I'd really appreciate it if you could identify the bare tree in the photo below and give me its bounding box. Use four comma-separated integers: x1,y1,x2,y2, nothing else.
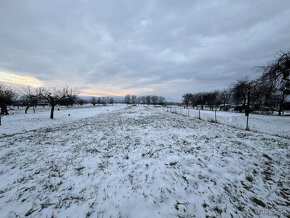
131,95,137,104
66,87,79,107
109,97,114,105
195,93,205,110
232,78,249,110
78,98,85,106
101,97,106,105
39,87,69,119
158,96,166,105
151,96,158,106
91,97,96,106
189,94,196,109
22,86,40,113
97,97,101,105
145,95,151,105
124,95,131,105
258,51,290,115
140,96,146,104
0,84,16,116
136,96,141,105
182,93,192,108
206,91,219,110
219,88,232,107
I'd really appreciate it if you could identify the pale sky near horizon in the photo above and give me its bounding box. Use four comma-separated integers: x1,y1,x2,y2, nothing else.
1,0,290,100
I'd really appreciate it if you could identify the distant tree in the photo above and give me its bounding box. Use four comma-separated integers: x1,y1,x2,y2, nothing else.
59,87,79,107
158,96,166,105
219,88,232,107
206,91,219,110
232,78,249,108
136,96,141,105
22,86,40,113
66,87,79,107
39,87,77,119
182,93,192,108
125,95,131,105
101,97,106,105
145,95,151,105
195,93,205,109
140,96,146,104
0,84,16,115
151,96,158,106
97,97,101,105
232,78,259,115
131,95,137,104
109,97,114,105
78,98,85,106
189,94,197,108
91,97,96,106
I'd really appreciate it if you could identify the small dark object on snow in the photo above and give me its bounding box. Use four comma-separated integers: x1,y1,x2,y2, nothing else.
58,108,60,111
68,114,70,116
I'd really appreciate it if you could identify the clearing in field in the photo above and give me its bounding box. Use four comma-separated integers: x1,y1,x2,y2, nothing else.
0,106,289,217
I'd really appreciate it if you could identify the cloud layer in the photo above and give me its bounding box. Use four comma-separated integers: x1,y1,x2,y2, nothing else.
1,0,290,99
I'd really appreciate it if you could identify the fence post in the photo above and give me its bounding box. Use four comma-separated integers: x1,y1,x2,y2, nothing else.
215,110,217,123
188,108,189,117
199,110,201,119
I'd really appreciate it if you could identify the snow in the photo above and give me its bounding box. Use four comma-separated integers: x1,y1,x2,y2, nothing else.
0,105,289,217
0,104,125,137
165,106,290,139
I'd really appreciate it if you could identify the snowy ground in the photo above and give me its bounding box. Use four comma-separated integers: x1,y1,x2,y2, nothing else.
0,106,289,217
165,106,290,139
0,104,125,137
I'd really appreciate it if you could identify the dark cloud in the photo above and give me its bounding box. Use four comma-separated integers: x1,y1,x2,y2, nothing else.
1,0,290,99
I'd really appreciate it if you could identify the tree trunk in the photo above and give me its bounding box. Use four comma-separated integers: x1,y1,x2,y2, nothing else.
50,105,55,119
25,106,30,114
1,106,8,115
278,91,285,116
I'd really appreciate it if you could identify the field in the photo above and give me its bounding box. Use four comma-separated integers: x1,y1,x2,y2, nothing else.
0,106,289,217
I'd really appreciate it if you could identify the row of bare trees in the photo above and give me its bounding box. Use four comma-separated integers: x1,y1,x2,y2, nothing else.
124,95,166,106
0,85,80,119
182,51,290,115
91,97,114,106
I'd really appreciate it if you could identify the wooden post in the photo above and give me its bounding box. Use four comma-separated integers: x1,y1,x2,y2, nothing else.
215,110,217,123
188,108,189,117
199,110,200,119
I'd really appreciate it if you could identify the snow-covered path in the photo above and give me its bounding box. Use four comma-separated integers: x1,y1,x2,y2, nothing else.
0,106,289,217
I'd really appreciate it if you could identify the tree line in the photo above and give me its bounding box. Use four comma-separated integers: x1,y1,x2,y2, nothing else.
182,51,290,115
0,86,80,119
90,97,114,106
124,95,166,105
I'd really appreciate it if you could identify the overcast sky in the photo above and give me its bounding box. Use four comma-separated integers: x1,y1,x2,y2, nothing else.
1,0,290,100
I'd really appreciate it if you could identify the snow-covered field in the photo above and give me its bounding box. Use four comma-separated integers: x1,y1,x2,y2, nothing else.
0,105,125,137
0,106,289,217
165,107,290,139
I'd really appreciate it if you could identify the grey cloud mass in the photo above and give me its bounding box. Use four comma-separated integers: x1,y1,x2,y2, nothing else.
1,0,290,99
